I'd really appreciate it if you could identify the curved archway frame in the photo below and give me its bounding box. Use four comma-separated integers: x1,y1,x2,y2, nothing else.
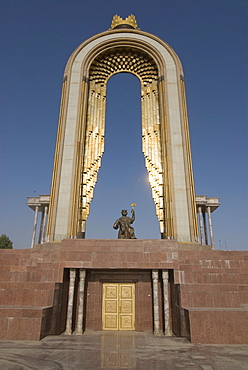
46,29,198,243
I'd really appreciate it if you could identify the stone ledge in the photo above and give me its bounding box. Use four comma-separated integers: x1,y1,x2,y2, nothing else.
184,307,248,311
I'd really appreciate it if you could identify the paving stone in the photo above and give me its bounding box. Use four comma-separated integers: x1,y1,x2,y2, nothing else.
0,332,248,369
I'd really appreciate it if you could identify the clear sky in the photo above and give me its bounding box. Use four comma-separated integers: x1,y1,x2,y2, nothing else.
0,0,247,250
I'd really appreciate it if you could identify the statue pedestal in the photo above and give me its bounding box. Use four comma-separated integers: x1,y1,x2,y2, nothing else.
0,240,247,344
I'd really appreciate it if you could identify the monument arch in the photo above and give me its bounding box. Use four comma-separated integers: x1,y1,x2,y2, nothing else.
6,16,246,347
46,15,198,243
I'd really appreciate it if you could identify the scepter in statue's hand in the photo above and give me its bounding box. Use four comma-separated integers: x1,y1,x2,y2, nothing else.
130,203,136,221
131,203,136,214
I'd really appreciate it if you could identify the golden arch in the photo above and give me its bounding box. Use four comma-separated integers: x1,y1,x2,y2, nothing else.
47,27,198,243
78,47,164,238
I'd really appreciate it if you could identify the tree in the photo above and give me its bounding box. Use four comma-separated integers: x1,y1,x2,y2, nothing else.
0,234,13,249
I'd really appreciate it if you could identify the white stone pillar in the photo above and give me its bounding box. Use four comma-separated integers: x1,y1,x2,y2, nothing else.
31,206,39,248
40,206,48,244
162,270,172,336
203,211,208,245
38,210,44,244
207,206,214,248
65,268,76,335
198,206,204,244
152,270,160,335
75,269,86,335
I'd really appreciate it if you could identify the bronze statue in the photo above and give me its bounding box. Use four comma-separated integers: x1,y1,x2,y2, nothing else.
113,208,137,239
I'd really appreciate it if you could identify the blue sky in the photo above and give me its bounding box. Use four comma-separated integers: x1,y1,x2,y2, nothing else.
0,0,247,250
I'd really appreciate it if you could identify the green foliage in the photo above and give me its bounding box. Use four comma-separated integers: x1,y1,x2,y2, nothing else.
0,234,13,249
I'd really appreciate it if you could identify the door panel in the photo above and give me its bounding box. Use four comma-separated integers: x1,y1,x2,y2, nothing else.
119,284,134,330
102,283,135,330
103,284,118,330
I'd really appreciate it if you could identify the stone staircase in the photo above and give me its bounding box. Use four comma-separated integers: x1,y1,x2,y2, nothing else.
174,250,248,344
0,246,63,340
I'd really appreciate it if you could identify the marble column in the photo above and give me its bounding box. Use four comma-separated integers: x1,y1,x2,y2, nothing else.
152,270,160,335
198,206,204,244
38,210,44,244
75,269,86,335
162,270,172,336
65,268,76,335
203,211,208,245
40,206,48,244
31,206,39,249
207,206,214,248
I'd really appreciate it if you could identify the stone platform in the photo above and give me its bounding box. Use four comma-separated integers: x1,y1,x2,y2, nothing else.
0,239,247,344
1,331,248,370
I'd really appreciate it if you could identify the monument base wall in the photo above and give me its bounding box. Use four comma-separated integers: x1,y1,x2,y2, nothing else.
0,239,247,343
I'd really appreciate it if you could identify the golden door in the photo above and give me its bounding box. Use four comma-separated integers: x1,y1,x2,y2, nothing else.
102,283,135,330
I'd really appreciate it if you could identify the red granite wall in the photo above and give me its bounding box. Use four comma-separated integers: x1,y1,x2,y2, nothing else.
172,250,248,343
59,239,179,270
187,309,248,344
0,241,247,343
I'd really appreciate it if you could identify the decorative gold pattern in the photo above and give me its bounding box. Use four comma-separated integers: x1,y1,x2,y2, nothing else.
105,316,117,328
121,286,132,298
105,301,117,313
89,47,158,85
120,315,132,328
110,14,138,30
141,82,164,227
78,47,165,235
121,301,132,313
106,286,118,298
78,83,106,224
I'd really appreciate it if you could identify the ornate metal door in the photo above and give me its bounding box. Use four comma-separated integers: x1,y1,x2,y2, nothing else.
102,283,135,330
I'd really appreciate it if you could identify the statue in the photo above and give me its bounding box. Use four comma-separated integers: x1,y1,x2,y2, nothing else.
113,205,137,239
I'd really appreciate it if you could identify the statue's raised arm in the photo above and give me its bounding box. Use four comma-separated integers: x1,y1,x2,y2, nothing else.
130,208,135,223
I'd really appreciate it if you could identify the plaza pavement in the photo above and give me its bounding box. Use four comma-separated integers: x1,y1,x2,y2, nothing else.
0,331,247,369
